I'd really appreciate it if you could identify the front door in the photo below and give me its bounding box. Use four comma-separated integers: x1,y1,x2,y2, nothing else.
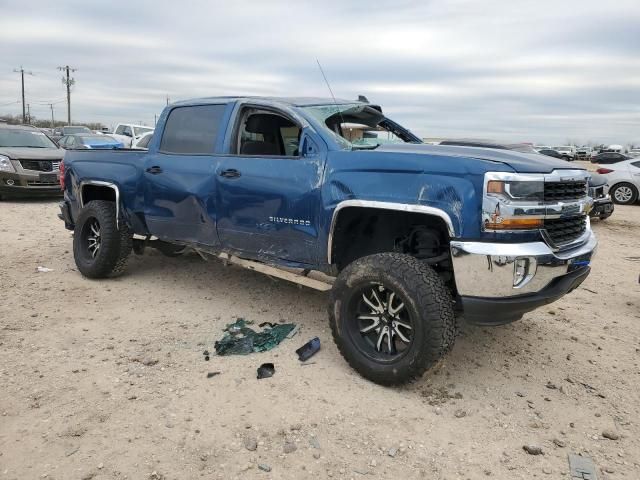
143,103,228,246
216,107,325,265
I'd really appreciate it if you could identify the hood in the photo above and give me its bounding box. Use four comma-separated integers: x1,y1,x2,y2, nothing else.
1,147,64,160
373,143,580,174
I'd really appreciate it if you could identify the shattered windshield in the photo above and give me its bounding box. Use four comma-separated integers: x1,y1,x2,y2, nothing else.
303,103,419,150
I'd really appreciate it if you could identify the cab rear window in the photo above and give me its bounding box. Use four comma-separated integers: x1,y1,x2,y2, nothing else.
160,105,226,154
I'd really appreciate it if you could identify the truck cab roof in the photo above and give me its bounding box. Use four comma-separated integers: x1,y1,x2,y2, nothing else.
171,96,365,108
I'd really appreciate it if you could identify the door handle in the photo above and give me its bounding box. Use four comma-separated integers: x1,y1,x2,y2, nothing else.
219,168,241,179
146,166,163,174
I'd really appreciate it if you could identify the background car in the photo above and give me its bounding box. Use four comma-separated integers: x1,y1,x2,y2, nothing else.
110,123,154,148
538,148,563,159
552,145,576,161
0,123,64,199
575,147,593,160
51,125,92,141
131,131,153,149
628,148,640,158
591,152,631,165
597,159,640,205
58,134,124,150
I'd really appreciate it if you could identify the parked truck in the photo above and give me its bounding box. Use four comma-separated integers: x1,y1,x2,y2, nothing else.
110,123,154,148
58,96,597,385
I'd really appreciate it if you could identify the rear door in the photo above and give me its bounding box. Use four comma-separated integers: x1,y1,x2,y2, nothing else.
215,104,325,265
143,103,230,246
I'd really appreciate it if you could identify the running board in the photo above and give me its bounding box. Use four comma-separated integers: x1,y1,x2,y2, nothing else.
216,252,333,291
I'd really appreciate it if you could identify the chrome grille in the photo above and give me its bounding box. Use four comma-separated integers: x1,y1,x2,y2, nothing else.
544,181,587,201
544,216,587,245
27,180,59,186
19,159,60,172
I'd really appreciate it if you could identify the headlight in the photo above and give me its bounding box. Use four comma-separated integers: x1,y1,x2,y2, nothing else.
0,155,15,173
483,173,545,231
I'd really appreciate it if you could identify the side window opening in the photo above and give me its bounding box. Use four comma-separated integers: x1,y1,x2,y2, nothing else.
236,110,301,157
115,125,125,135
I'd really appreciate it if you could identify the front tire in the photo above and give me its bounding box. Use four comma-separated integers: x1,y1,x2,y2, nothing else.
73,200,132,278
610,183,638,205
329,253,456,385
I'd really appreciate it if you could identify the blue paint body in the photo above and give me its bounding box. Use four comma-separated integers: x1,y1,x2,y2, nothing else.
62,96,579,271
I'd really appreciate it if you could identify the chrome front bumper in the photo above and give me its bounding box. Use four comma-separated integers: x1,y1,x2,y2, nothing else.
450,230,597,298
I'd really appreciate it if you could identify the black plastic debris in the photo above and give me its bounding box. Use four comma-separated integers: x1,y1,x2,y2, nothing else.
257,362,275,379
214,318,296,356
206,371,220,378
296,337,321,362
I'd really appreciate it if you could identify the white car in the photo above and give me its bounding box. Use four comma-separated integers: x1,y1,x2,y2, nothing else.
111,123,154,148
553,145,576,160
598,158,640,205
131,131,153,150
628,148,640,158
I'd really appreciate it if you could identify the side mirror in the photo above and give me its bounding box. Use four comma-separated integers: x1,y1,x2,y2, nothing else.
123,131,132,137
300,130,320,157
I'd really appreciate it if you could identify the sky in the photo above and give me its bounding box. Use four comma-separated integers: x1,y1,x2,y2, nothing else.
0,0,638,145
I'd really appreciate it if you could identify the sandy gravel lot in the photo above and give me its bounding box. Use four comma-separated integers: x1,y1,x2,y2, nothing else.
0,197,639,480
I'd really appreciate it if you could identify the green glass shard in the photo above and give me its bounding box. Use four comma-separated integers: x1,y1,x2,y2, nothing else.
214,318,296,356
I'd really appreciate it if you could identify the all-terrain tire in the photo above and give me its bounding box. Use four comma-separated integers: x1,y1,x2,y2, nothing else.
610,182,638,205
73,200,132,278
329,253,456,386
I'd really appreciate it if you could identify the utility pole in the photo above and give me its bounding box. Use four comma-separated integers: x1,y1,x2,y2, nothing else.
13,66,33,124
58,65,76,125
166,94,170,106
49,104,55,129
26,104,31,124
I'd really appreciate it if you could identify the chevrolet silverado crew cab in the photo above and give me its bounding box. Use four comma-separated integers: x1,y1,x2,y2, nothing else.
58,96,597,385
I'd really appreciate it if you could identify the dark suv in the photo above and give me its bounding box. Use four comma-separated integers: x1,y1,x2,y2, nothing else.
0,124,64,199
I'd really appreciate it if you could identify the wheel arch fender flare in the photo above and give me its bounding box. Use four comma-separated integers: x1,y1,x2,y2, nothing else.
79,180,122,228
327,200,456,265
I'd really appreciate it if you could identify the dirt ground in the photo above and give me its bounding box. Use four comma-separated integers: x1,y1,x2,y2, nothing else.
0,196,638,480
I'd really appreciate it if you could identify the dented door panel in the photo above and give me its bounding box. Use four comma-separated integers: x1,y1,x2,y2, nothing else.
143,153,220,245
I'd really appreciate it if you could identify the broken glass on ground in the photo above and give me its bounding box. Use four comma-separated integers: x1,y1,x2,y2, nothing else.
214,318,296,356
257,362,275,379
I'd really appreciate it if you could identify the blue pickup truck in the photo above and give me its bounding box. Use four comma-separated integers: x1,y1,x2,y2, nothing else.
59,96,597,385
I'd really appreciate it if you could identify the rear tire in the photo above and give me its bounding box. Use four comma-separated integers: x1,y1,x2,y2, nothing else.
73,200,132,278
610,183,638,205
329,253,456,385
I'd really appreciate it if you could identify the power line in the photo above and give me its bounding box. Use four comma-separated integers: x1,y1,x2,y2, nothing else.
13,66,33,123
31,99,66,106
57,65,76,125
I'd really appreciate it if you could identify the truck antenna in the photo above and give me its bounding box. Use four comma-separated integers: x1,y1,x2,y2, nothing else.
316,59,346,131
